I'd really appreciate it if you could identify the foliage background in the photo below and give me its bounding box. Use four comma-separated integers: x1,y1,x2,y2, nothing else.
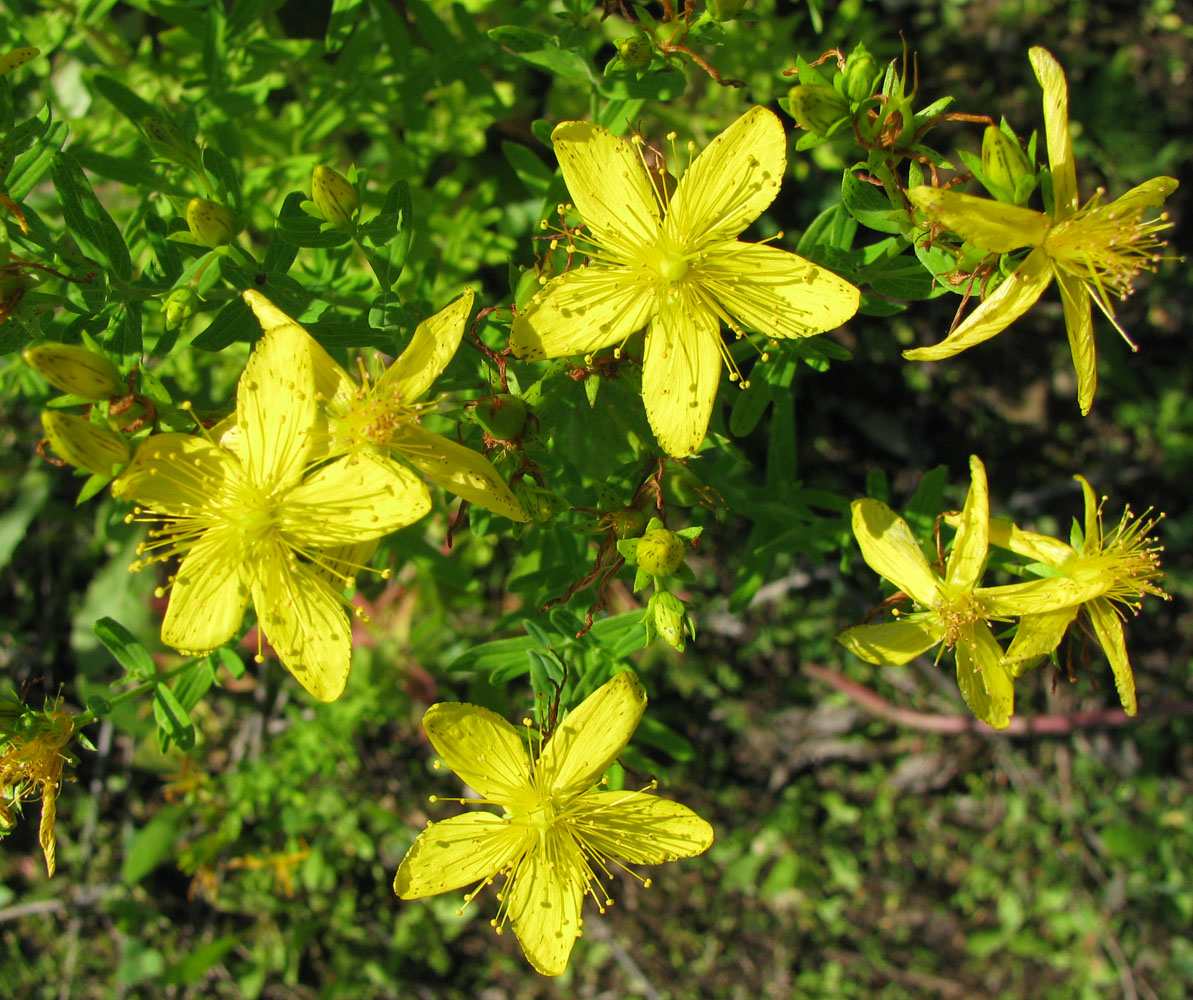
2,0,1192,997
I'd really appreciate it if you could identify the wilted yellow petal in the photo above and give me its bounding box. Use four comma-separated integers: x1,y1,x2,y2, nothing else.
907,187,1049,252
422,702,537,807
378,290,474,404
667,105,786,246
537,671,646,802
904,247,1053,361
551,121,662,258
837,619,941,665
510,266,656,363
1029,47,1078,220
395,812,527,899
640,295,722,457
698,241,859,340
392,424,528,521
569,790,714,865
850,499,938,606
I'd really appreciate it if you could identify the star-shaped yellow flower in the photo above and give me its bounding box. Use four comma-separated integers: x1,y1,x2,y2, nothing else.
244,290,526,522
983,475,1167,715
904,47,1177,415
838,456,1095,729
112,311,431,701
510,106,860,457
394,671,714,976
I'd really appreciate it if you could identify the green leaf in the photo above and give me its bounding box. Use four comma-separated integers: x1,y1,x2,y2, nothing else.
190,297,259,351
51,151,133,280
488,26,592,83
841,168,909,236
93,617,155,679
122,806,184,885
0,468,50,570
153,682,195,751
502,140,553,199
275,191,352,249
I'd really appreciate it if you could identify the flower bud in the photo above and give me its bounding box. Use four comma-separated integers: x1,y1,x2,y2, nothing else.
41,411,130,476
842,43,879,103
24,343,122,399
185,198,236,248
311,165,359,227
787,85,850,135
164,287,199,329
473,394,528,441
707,0,746,19
140,116,199,164
981,125,1034,202
610,506,647,540
513,482,567,525
617,36,652,70
636,528,685,577
648,591,690,651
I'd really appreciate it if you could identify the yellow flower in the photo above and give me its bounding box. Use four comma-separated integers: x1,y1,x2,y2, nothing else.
112,309,431,702
984,476,1167,715
394,671,714,976
838,456,1093,729
1,705,74,877
904,47,1177,415
243,290,527,522
510,107,859,457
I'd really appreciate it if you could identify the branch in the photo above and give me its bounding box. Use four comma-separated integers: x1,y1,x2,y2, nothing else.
803,662,1193,735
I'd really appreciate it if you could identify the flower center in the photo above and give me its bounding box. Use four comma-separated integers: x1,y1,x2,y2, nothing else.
332,379,414,451
657,248,689,283
934,590,983,649
1081,505,1168,613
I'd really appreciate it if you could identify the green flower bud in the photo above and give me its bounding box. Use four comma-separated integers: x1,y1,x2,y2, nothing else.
842,43,879,103
610,506,647,540
164,287,199,329
140,116,198,162
617,36,652,70
185,198,236,248
24,343,122,399
707,0,746,20
636,527,685,577
473,394,528,441
787,84,850,135
311,165,359,227
41,411,130,476
981,125,1034,202
513,482,567,525
648,591,689,651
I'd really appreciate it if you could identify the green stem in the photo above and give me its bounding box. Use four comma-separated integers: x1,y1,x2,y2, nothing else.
73,659,199,728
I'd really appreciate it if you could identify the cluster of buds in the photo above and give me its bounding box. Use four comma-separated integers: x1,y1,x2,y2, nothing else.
785,43,881,144
617,518,702,650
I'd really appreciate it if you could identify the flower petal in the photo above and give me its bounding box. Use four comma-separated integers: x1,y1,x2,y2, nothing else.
112,434,239,515
850,499,939,606
1055,269,1095,415
1103,176,1179,216
551,120,662,258
955,622,1013,729
506,839,586,977
1029,47,1078,220
903,247,1053,361
422,702,536,807
394,812,527,899
160,527,251,654
944,455,989,593
252,547,352,702
906,187,1049,252
243,290,355,409
837,619,942,665
569,789,714,864
1088,598,1136,715
1075,474,1099,551
282,452,431,546
981,575,1109,615
698,241,859,339
537,671,646,803
392,424,528,521
238,305,317,493
1003,608,1078,675
640,293,722,457
378,290,474,404
510,265,656,362
986,516,1077,566
668,106,786,246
